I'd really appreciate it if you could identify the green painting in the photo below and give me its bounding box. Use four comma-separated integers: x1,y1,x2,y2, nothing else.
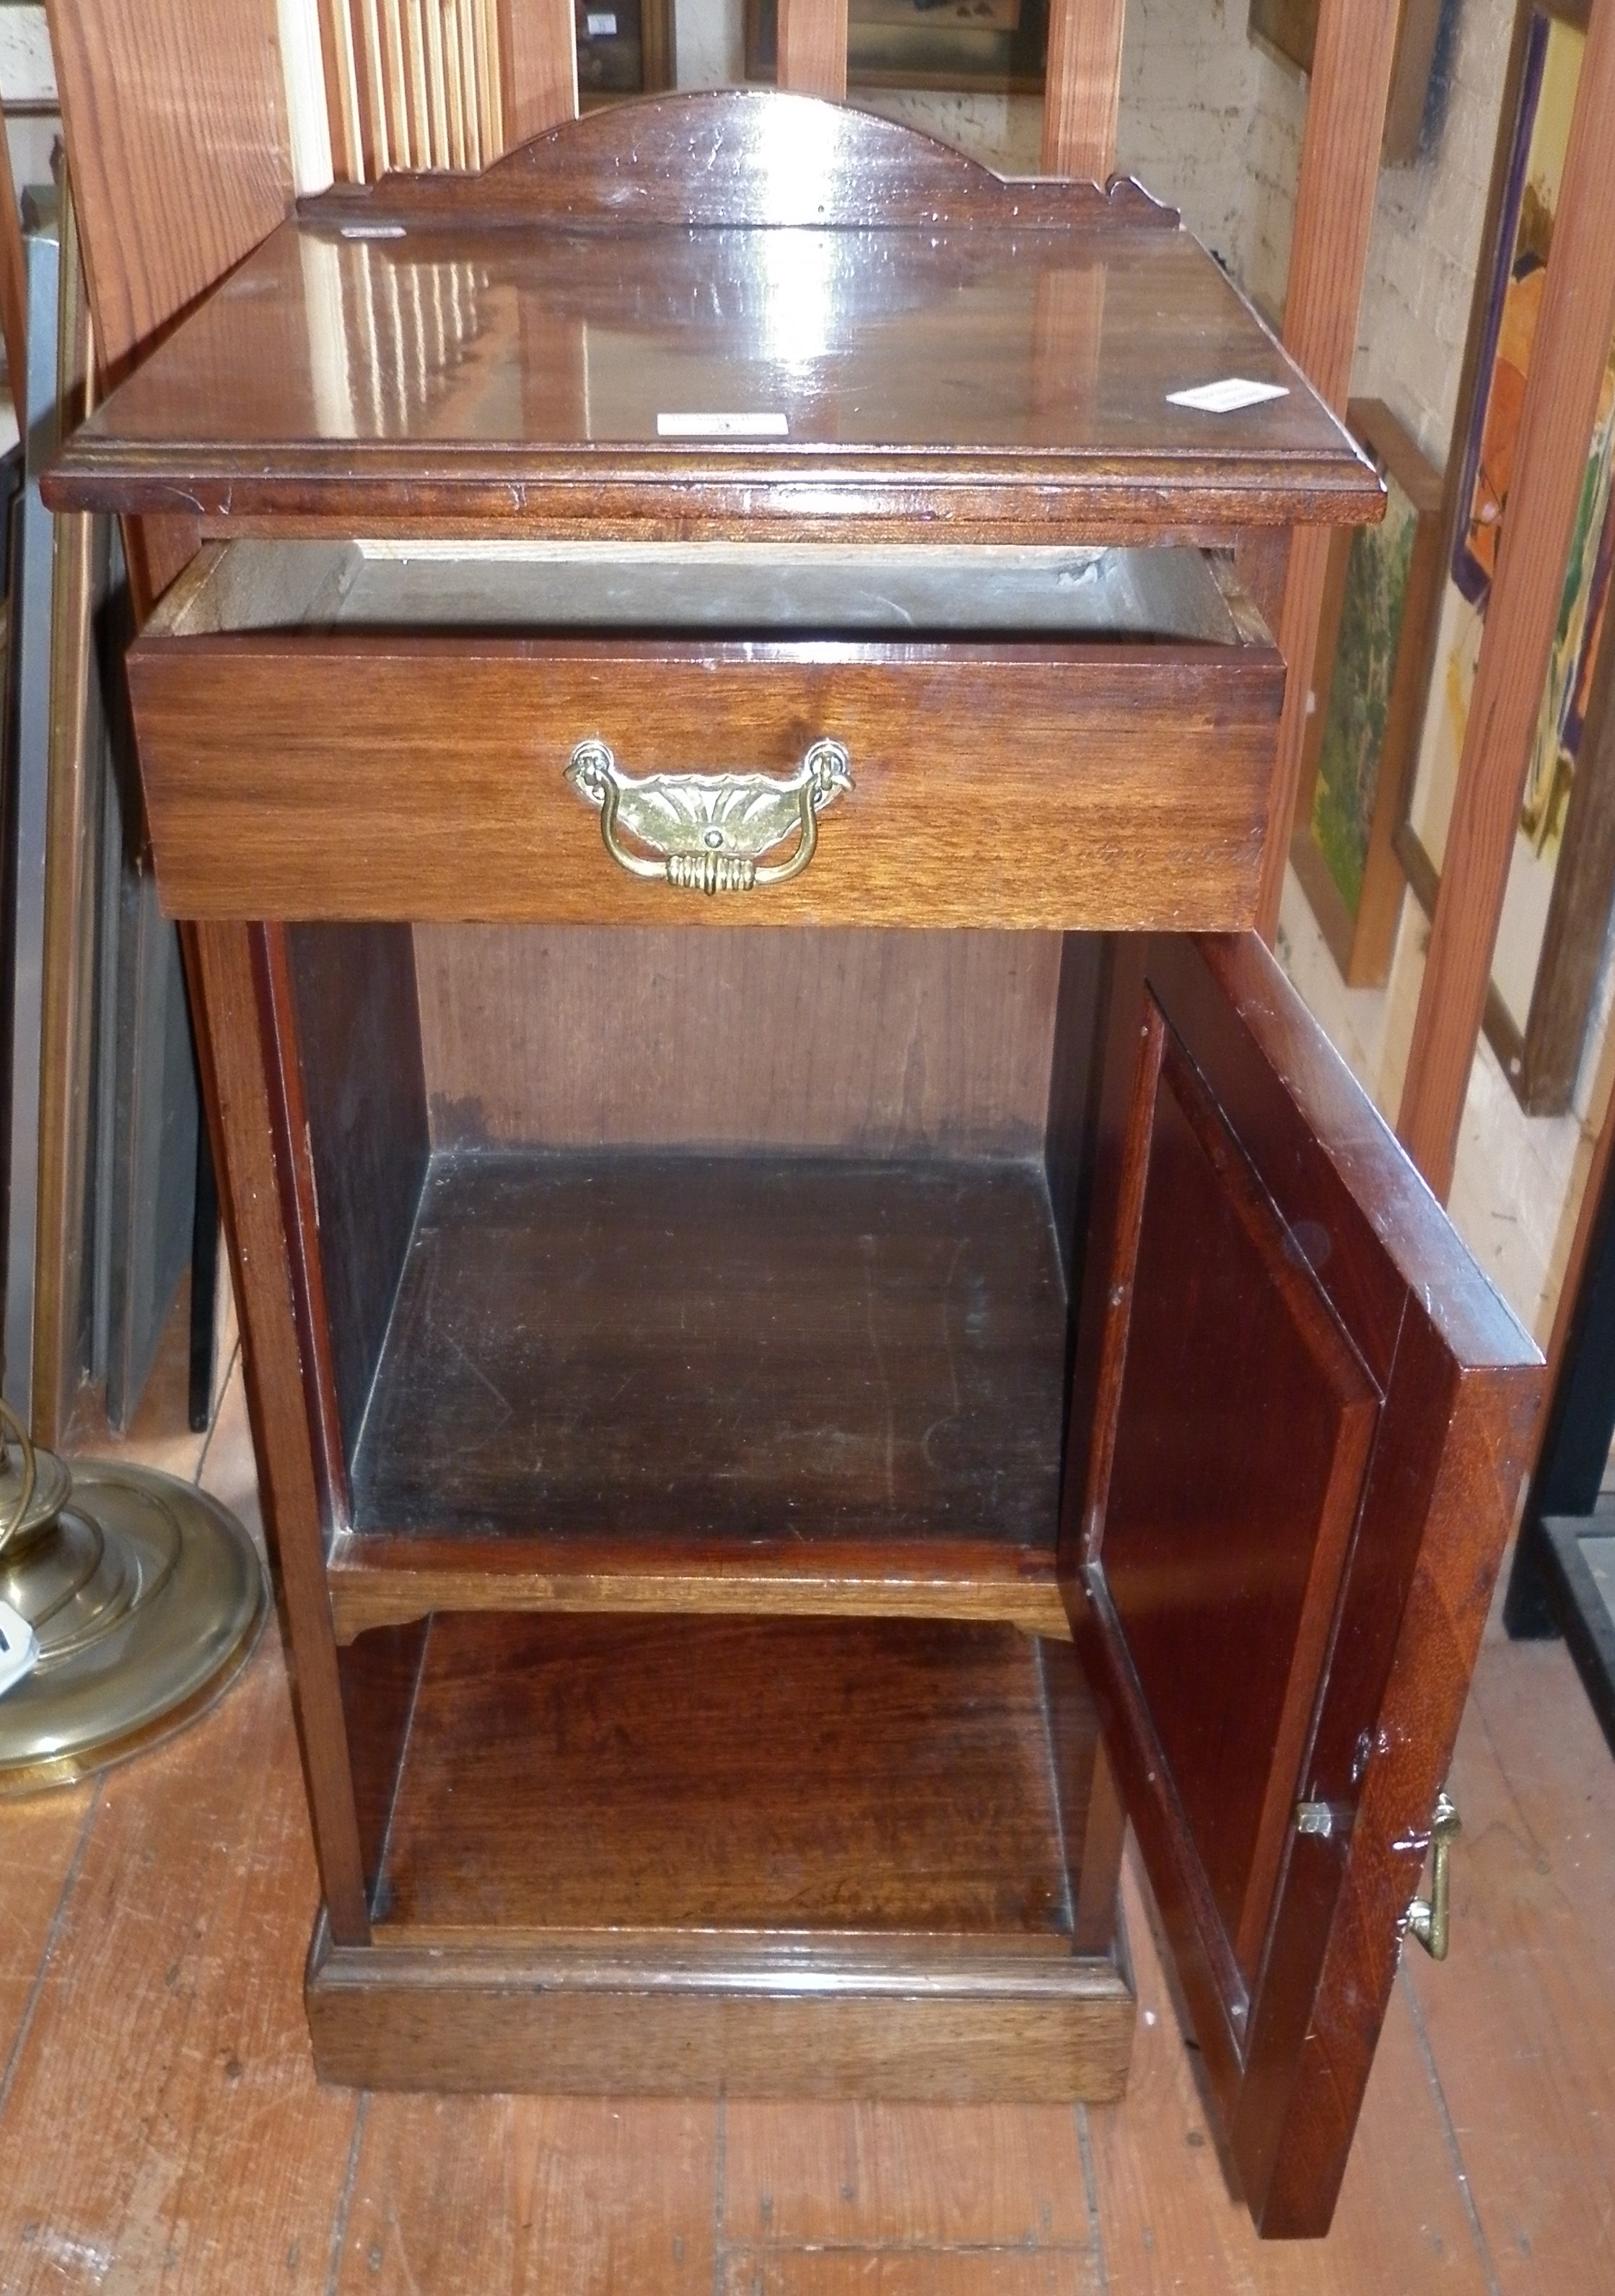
1311,470,1419,915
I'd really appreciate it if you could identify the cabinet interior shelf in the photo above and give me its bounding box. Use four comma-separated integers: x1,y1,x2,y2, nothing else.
330,1151,1072,1641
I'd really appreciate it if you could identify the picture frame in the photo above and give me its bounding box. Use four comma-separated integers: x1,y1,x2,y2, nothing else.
576,0,675,105
745,0,1049,96
1396,0,1615,1117
1247,0,1445,165
1290,399,1443,989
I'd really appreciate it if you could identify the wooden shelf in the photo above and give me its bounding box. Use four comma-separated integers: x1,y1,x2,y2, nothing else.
334,1152,1070,1638
309,1612,1133,2096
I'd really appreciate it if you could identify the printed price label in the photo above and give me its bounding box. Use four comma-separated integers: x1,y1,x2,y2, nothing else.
656,411,789,439
0,1599,39,1698
1166,377,1290,414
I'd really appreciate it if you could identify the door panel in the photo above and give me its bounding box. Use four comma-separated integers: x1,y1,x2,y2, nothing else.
1062,933,1541,2238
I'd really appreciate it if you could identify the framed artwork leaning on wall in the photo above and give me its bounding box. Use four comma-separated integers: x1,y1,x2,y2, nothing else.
745,0,1049,93
1291,398,1443,988
1397,0,1615,1117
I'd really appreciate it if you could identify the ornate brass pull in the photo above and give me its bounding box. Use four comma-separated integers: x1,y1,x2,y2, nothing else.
566,737,852,895
1406,1789,1460,1960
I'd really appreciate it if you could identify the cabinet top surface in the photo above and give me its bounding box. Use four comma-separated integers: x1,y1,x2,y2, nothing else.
50,92,1378,541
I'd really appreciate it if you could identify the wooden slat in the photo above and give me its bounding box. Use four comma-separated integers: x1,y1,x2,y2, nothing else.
778,0,846,100
1040,0,1126,180
319,0,367,180
45,0,294,380
1399,0,1615,1200
1251,0,1404,940
0,90,27,425
497,0,576,144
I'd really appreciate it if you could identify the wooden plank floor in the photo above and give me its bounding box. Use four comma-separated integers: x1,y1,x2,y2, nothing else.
3,1346,1614,2292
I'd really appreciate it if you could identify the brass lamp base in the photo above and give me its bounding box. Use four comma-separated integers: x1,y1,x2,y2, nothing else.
0,1404,267,1797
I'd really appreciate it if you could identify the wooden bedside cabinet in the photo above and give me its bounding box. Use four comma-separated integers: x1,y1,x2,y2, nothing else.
47,91,1542,2239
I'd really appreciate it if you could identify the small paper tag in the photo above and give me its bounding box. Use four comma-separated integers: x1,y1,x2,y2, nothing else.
0,1599,39,1699
339,224,407,240
656,411,789,439
1166,377,1290,414
585,12,617,32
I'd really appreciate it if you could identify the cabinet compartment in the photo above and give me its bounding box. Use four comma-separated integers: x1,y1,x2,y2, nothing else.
312,1610,1135,2098
127,539,1282,931
279,920,1098,1641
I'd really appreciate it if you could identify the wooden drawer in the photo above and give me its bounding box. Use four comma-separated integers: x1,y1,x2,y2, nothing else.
127,541,1284,930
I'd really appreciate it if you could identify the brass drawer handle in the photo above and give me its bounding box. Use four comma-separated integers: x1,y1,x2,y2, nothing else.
1406,1789,1460,1960
566,737,852,895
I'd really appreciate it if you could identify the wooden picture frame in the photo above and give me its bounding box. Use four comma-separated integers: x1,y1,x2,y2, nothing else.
1396,0,1615,1116
1290,399,1443,988
745,0,1049,95
1248,0,1445,165
577,0,675,104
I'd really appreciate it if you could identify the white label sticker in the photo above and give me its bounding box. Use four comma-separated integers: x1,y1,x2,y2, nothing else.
586,12,618,32
340,223,407,240
0,1599,39,1699
656,411,789,439
1167,377,1290,414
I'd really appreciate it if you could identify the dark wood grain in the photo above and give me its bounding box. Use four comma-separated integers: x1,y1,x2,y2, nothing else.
379,1614,1088,1938
48,100,1378,539
285,923,429,1462
300,90,1173,232
188,922,371,1944
1399,0,1615,1196
307,1612,1135,2098
123,637,1284,929
350,1153,1068,1549
1060,932,1541,2237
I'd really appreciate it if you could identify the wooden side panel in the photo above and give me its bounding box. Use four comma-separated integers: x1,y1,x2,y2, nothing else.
1063,932,1541,2238
45,0,294,380
286,924,429,1459
416,926,1059,1155
187,922,370,1942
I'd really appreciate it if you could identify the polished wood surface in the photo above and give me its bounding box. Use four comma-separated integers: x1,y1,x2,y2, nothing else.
498,0,577,147
124,635,1283,928
307,1611,1135,2100
1253,0,1404,938
377,1614,1090,1938
417,927,1061,1156
189,922,371,1944
1062,931,1542,2237
349,1153,1066,1548
1399,0,1615,1197
47,99,1379,538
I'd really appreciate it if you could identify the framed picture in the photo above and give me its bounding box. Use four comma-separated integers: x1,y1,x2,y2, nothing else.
1396,0,1615,1116
745,0,1049,95
1248,0,1445,165
1290,400,1443,988
576,0,674,105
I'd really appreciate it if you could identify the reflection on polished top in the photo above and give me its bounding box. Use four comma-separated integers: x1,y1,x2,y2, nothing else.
48,90,1379,542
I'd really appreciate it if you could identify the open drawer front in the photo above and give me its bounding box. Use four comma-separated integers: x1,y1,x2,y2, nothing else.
129,538,1282,930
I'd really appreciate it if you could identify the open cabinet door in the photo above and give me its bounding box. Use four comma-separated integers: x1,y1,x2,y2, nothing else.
1062,933,1541,2238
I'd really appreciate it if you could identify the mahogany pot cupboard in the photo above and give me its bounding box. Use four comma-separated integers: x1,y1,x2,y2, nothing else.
45,92,1544,2240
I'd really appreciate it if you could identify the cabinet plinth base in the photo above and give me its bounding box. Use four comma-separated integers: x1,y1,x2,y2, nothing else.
305,1929,1137,2101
